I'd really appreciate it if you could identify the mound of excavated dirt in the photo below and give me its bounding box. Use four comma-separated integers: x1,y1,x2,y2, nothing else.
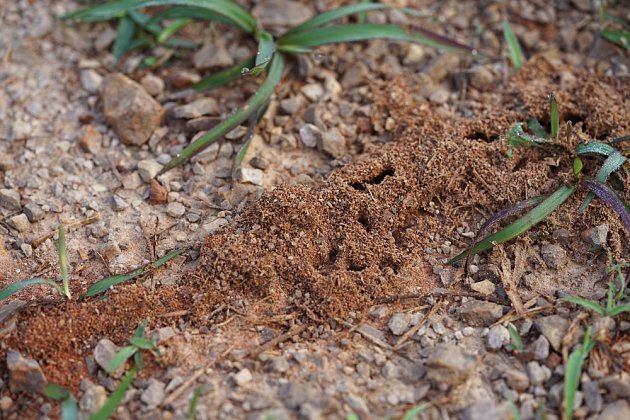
4,58,629,394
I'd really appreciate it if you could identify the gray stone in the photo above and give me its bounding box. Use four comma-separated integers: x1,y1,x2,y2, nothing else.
202,218,228,234
582,224,608,248
403,44,426,64
252,1,314,27
173,98,219,119
540,244,567,269
388,312,411,336
268,357,290,373
94,339,124,378
137,160,163,182
298,124,321,148
321,128,346,159
300,83,324,102
425,344,477,386
8,214,30,232
583,380,602,413
598,400,630,420
279,96,304,114
527,361,551,386
20,243,33,257
458,299,504,326
6,351,46,393
600,372,630,398
462,400,509,420
429,89,449,104
140,379,165,408
102,73,164,146
166,202,186,218
532,335,550,360
122,173,142,190
278,382,325,410
234,368,253,386
238,168,264,186
194,40,234,69
368,305,389,320
0,189,21,210
112,195,129,212
81,69,103,94
486,324,510,350
79,380,107,413
356,323,387,345
140,74,165,97
151,327,175,344
535,315,570,352
470,279,496,295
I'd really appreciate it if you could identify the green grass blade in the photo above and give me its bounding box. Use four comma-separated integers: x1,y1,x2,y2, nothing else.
562,296,606,316
507,324,524,352
564,329,595,420
113,16,136,64
607,304,630,317
187,387,203,419
128,10,161,34
89,367,137,420
151,248,186,268
163,38,197,49
602,28,630,50
277,24,475,55
129,337,155,350
106,346,137,373
282,3,392,36
134,319,148,338
86,267,145,297
576,141,617,157
0,278,65,301
62,396,79,420
357,0,371,24
573,157,584,177
549,93,559,140
244,31,275,76
157,18,190,43
44,383,71,400
159,53,285,175
610,135,630,144
451,185,576,263
527,117,548,139
192,56,255,91
579,151,627,211
232,101,268,178
57,226,70,299
509,123,554,150
63,0,257,33
402,404,426,420
599,0,606,24
503,17,524,70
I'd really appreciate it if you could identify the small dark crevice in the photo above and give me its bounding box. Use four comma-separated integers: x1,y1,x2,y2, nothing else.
327,247,339,265
357,212,371,232
350,167,395,190
348,260,367,272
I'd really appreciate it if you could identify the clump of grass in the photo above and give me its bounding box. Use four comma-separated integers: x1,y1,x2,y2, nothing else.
0,226,72,301
599,1,630,50
451,95,629,268
63,0,483,175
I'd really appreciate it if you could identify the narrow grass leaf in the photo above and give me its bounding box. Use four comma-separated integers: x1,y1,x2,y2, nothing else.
187,387,203,419
357,0,371,24
607,304,630,317
527,117,548,139
0,278,65,301
129,337,155,350
192,56,255,91
128,10,160,34
503,17,524,70
599,0,606,23
562,296,606,316
402,404,426,420
579,151,627,211
583,179,630,233
451,185,576,263
602,28,630,50
610,134,630,144
507,324,525,352
86,267,144,297
44,383,71,400
232,102,268,177
157,18,190,43
549,93,559,140
61,396,79,420
576,141,617,157
282,3,392,36
163,38,197,49
159,53,285,174
107,346,137,373
277,24,475,55
63,0,257,34
573,157,583,176
57,226,70,298
151,248,186,268
508,123,560,150
507,396,522,420
135,319,148,338
113,16,136,64
605,13,630,30
245,31,275,76
564,330,595,420
89,367,137,420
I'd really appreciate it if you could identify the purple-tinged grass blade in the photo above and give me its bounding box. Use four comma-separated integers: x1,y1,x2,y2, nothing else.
461,195,546,272
583,179,630,234
579,151,627,212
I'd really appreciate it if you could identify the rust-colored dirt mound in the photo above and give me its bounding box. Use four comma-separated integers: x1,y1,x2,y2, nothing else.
3,57,629,392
